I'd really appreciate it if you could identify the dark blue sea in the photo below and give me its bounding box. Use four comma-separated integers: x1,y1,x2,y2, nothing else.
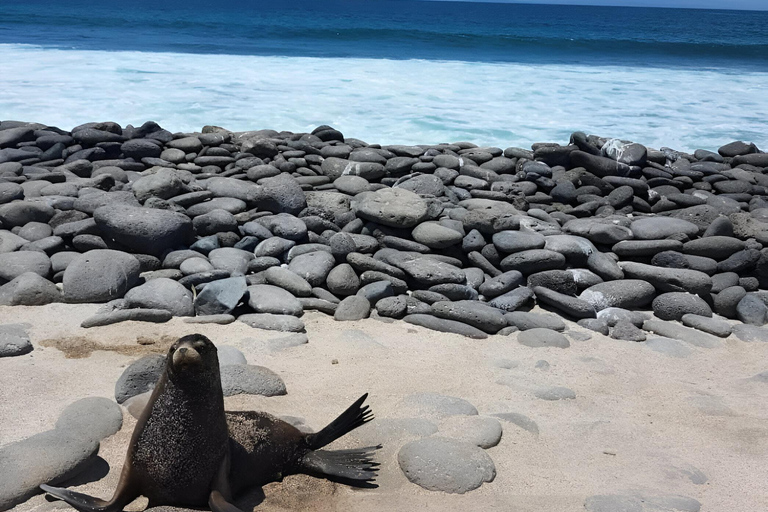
0,0,766,150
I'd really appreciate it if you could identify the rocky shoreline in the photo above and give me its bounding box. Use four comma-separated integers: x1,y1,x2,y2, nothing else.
1,120,768,353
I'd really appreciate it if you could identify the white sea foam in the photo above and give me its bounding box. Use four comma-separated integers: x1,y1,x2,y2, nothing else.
1,44,766,152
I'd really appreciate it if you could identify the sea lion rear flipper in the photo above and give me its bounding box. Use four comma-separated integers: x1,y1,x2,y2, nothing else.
39,484,120,512
304,393,374,450
301,445,381,488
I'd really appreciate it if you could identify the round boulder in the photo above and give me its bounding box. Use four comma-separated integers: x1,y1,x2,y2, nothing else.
123,278,194,316
94,205,194,257
652,292,713,321
352,188,429,228
63,250,141,303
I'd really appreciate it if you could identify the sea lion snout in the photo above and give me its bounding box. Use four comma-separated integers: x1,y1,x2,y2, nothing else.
172,344,203,368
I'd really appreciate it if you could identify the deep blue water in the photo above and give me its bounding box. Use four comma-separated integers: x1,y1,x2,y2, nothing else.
0,0,767,69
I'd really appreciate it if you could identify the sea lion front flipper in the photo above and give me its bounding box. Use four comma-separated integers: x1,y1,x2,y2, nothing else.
209,490,244,512
208,452,244,512
39,484,123,512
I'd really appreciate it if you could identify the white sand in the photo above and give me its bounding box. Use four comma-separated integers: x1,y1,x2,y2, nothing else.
2,303,768,511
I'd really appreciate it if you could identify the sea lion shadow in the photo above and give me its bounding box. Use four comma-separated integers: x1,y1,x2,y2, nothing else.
44,456,111,499
235,487,267,510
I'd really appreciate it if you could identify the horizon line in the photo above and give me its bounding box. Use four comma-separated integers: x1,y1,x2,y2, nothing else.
417,0,768,12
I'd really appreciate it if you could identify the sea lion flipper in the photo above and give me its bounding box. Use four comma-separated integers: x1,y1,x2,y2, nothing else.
209,490,244,512
304,393,374,450
39,484,119,512
300,446,381,488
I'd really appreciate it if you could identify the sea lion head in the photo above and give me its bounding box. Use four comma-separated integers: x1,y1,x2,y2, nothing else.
167,333,219,384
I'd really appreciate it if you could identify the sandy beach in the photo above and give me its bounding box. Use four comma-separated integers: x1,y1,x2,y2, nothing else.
2,303,767,511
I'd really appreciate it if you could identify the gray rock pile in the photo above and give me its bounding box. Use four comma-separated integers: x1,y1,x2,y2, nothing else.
2,120,768,341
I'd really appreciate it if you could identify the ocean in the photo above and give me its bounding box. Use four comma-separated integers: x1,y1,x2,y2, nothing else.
0,0,766,152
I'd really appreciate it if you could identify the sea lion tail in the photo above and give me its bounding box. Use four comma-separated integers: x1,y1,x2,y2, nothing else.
305,393,373,450
301,445,381,488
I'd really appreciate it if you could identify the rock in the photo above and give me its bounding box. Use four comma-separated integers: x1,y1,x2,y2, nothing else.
630,217,700,239
431,300,507,333
183,314,235,325
193,209,238,236
492,231,545,253
123,278,194,316
247,284,303,316
356,280,394,306
208,247,252,275
94,204,194,256
527,270,577,295
620,261,713,295
375,295,408,318
642,319,721,348
0,230,28,253
610,320,646,341
613,239,684,258
0,397,122,510
194,276,247,315
214,345,246,366
403,314,488,339
0,251,51,281
238,313,305,332
63,250,140,303
579,279,656,311
131,168,184,202
652,292,712,321
326,263,361,296
0,324,32,357
491,412,539,435
352,188,428,228
334,295,371,321
533,386,576,401
597,308,648,327
731,324,768,343
736,293,768,325
219,364,287,397
398,437,495,494
288,251,336,287
478,270,524,298
412,222,463,249
645,337,695,358
680,314,732,337
505,311,565,331
121,138,162,159
517,328,570,348
533,286,596,319
264,267,312,297
488,286,534,312
438,416,503,449
397,256,465,286
714,285,747,318
499,249,566,274
0,201,55,228
114,354,165,403
682,236,745,260
585,494,701,512
81,308,173,328
0,272,60,306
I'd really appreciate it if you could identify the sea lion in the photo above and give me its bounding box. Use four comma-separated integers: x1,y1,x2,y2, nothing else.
41,334,244,512
226,393,380,493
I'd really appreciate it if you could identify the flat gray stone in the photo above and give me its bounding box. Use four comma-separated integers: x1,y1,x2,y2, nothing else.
491,412,539,435
0,397,122,510
397,256,465,286
352,187,428,228
652,292,712,321
505,311,565,331
114,354,165,403
247,284,303,317
403,314,488,339
183,314,236,325
412,222,463,249
267,333,309,352
643,319,721,348
680,314,732,337
81,308,172,328
238,313,305,332
517,328,570,348
644,337,694,358
397,392,478,419
533,386,576,400
63,250,141,303
731,323,768,343
431,300,507,334
630,216,700,239
438,416,503,448
216,345,247,366
621,261,712,295
334,295,371,321
0,272,60,306
398,437,495,494
194,276,247,316
579,279,656,311
93,204,194,257
287,251,336,287
0,324,32,357
263,266,312,297
219,364,286,397
124,278,194,317
0,251,51,281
